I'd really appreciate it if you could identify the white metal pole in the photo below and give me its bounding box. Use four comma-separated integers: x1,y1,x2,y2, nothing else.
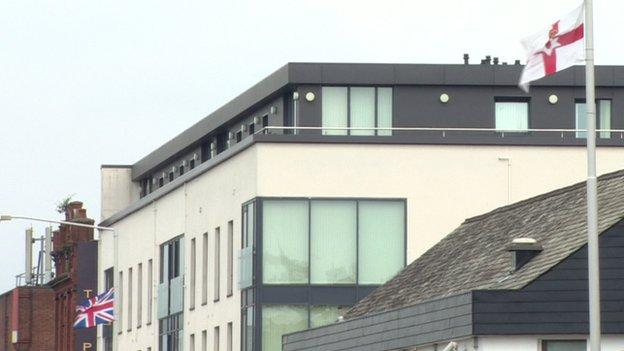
584,1,601,351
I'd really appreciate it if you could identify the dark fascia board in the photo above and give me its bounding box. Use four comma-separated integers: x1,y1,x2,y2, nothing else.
100,136,255,227
131,64,291,180
130,62,624,181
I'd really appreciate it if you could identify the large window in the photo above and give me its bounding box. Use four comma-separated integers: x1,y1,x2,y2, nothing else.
310,305,348,328
262,200,309,284
322,86,393,136
358,201,406,284
262,304,348,351
542,340,586,351
262,199,405,285
310,201,357,284
575,99,611,138
241,289,255,351
495,101,529,132
159,314,183,351
262,305,308,351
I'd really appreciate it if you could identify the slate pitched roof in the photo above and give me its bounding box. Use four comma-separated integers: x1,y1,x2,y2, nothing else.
346,169,624,319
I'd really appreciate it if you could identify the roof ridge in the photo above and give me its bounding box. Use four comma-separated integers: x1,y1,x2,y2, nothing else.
464,168,624,224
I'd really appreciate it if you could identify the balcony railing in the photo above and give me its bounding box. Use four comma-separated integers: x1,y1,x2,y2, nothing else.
255,126,624,141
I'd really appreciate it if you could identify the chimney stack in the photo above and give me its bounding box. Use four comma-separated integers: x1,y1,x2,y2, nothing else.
463,53,470,65
493,57,499,65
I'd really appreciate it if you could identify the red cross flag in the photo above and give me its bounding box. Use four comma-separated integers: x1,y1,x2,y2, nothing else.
519,4,585,92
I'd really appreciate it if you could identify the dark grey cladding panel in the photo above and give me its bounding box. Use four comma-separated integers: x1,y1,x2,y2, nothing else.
444,65,496,85
289,63,323,84
472,220,624,336
282,293,472,351
318,63,396,85
394,64,445,85
131,64,290,180
130,62,624,179
614,68,624,86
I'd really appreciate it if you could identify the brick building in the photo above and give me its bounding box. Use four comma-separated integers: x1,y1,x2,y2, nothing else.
0,201,98,351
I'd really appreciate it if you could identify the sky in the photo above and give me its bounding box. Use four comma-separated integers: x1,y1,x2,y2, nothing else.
0,0,622,292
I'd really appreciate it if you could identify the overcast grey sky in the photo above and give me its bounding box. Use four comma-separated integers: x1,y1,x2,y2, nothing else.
0,0,621,292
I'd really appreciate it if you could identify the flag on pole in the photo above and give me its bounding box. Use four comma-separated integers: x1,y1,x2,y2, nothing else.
74,288,114,329
519,4,585,92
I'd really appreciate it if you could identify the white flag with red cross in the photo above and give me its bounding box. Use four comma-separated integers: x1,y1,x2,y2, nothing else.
519,4,585,92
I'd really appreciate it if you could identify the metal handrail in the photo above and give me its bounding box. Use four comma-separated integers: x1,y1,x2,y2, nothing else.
256,126,624,133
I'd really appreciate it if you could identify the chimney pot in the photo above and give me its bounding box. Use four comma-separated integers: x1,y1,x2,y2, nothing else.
493,57,499,65
463,53,470,65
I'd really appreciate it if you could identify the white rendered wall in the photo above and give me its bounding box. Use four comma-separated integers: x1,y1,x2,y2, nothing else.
255,143,624,261
99,147,258,351
101,166,140,221
100,142,624,351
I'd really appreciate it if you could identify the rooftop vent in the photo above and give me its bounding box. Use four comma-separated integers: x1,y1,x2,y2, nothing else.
507,238,542,272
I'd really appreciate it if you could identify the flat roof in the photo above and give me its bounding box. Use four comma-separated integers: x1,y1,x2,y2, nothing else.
131,62,624,180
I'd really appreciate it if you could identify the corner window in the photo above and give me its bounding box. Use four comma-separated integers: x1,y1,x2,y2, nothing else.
262,199,405,285
542,340,586,351
575,99,611,139
322,86,393,136
495,100,529,132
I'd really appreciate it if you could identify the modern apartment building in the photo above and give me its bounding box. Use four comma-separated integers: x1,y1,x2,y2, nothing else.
98,62,624,351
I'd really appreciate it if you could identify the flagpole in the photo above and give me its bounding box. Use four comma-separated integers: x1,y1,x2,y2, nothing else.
584,0,601,351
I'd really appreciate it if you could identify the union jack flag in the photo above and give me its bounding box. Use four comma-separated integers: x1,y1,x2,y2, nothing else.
74,288,115,329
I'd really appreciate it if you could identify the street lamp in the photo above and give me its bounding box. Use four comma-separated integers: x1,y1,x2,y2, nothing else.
1,214,119,351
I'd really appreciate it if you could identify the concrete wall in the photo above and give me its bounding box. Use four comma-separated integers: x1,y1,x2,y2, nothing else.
101,166,140,221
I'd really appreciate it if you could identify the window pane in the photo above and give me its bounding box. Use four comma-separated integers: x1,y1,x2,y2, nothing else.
310,201,356,284
262,200,309,284
358,201,405,284
495,102,528,131
377,87,393,136
322,87,348,135
262,305,307,351
543,340,586,351
310,306,348,328
576,102,588,138
350,87,375,136
600,100,611,139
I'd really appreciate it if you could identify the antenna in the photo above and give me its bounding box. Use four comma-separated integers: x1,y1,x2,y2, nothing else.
45,226,53,283
25,228,33,285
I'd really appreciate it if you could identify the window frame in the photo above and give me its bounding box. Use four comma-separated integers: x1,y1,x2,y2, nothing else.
258,197,407,286
575,98,612,139
493,97,531,133
321,86,394,136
